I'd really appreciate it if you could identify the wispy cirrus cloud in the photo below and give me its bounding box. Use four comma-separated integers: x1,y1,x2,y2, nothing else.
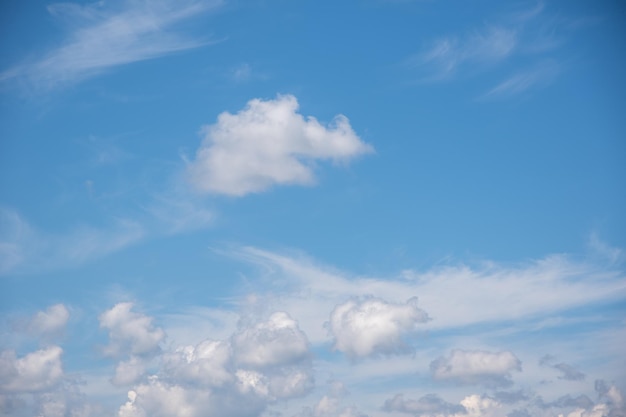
1,0,222,89
413,26,518,80
0,207,145,275
408,2,585,98
481,60,560,99
227,246,626,342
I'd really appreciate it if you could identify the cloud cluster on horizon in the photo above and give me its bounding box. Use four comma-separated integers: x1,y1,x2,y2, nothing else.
3,242,625,416
2,269,625,417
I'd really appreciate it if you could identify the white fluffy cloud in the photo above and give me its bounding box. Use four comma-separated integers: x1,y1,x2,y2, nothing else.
99,303,165,357
162,340,232,388
430,349,521,387
0,346,63,393
28,304,70,338
328,297,429,358
116,311,313,417
188,95,373,196
232,311,310,368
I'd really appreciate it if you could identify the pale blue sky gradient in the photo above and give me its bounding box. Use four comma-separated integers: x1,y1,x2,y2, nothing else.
1,1,625,416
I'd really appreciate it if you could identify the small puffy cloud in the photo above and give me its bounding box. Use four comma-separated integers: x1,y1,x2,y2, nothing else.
0,346,63,393
99,303,165,357
383,393,466,415
232,312,310,368
187,94,373,196
28,304,70,338
430,349,521,387
328,297,429,358
539,355,586,381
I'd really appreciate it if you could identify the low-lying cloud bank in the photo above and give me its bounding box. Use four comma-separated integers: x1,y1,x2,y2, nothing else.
1,246,625,416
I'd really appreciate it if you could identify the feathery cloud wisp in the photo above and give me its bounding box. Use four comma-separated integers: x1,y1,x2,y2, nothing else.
1,0,222,88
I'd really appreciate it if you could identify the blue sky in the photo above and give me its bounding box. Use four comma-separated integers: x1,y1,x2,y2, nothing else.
0,0,625,416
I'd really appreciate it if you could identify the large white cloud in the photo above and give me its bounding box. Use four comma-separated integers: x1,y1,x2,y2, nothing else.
187,95,373,196
430,349,521,387
99,303,165,357
328,297,429,358
0,346,63,393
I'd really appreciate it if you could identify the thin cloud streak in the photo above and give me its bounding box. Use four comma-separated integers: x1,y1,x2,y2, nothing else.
1,0,222,89
0,207,145,275
412,26,517,80
407,2,586,98
482,61,560,99
225,246,626,343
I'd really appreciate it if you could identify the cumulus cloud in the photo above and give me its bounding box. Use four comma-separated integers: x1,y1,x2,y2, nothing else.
232,311,310,368
539,355,586,381
161,340,232,387
99,303,165,357
187,94,373,196
0,346,64,393
117,311,313,417
28,304,70,339
459,394,502,417
430,349,521,387
117,376,264,417
328,297,429,358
